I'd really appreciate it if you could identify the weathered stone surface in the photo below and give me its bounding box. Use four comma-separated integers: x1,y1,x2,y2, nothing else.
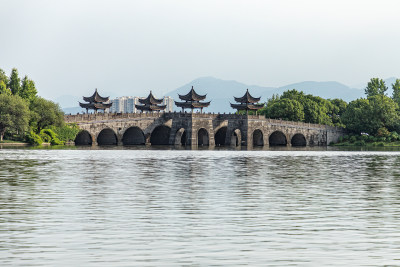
65,113,347,147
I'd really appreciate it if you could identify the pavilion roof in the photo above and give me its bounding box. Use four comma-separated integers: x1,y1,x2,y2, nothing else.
175,101,211,109
79,102,112,110
178,86,207,101
83,88,110,103
138,91,164,105
135,104,166,111
233,89,261,104
230,103,264,111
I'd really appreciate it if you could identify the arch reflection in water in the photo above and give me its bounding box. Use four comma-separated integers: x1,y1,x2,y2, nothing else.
215,127,227,146
174,128,187,146
198,128,209,146
122,127,145,145
74,130,93,145
150,125,171,145
291,133,307,146
97,128,118,145
253,129,264,146
269,131,287,146
231,129,241,146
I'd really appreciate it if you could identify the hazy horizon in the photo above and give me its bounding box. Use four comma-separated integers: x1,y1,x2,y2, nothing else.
1,0,400,100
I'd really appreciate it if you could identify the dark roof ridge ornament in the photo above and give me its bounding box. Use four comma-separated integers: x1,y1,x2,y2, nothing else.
231,89,264,114
80,88,112,113
136,91,166,113
178,85,207,102
175,85,210,113
234,88,261,104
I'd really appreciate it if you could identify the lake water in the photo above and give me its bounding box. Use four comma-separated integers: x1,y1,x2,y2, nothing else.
1,147,400,266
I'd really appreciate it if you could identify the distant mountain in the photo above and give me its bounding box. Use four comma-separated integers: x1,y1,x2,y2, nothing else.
274,81,363,102
165,77,364,113
166,76,275,113
61,76,398,114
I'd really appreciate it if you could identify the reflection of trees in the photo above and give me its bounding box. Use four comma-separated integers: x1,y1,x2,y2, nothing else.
0,158,51,251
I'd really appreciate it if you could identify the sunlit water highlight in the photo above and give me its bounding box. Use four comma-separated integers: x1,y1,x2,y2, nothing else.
1,148,400,266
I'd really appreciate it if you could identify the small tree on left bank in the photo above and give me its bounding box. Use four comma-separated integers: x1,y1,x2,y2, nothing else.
0,94,30,141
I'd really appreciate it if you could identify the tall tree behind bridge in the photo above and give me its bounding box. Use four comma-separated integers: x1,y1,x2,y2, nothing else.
391,79,400,106
365,78,388,97
8,68,21,96
20,76,38,103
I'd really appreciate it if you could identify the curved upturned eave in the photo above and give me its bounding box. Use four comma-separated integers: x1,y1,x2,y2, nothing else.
178,87,207,101
83,89,110,103
175,101,211,108
139,92,164,105
233,89,261,103
135,104,166,111
79,102,112,109
230,103,264,110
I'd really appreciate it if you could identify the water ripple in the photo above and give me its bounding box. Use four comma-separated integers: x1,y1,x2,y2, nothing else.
1,149,400,266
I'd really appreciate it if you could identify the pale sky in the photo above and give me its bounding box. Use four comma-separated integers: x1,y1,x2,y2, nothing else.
1,0,400,100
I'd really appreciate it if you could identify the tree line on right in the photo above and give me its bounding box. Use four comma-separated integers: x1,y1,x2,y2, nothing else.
256,78,400,145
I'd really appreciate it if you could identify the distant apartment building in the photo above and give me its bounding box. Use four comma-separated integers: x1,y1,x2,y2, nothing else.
108,96,173,113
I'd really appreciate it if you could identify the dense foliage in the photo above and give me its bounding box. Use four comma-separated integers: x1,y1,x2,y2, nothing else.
0,94,30,141
261,90,347,127
261,77,400,145
0,67,78,145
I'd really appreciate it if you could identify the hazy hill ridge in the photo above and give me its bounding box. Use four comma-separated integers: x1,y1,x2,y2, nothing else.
62,76,398,114
165,77,364,113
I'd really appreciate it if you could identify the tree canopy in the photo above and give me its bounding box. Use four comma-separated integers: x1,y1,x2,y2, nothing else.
0,94,30,141
8,68,21,96
262,89,346,127
20,75,38,103
342,95,399,135
365,78,388,97
30,97,64,133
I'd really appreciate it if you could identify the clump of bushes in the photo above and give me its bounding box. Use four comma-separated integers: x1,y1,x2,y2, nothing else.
332,130,400,147
26,131,43,145
40,129,63,145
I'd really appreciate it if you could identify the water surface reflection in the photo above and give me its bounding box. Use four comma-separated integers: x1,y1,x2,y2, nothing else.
1,149,400,266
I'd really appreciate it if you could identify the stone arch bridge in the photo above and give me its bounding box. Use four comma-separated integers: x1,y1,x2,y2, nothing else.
65,113,346,147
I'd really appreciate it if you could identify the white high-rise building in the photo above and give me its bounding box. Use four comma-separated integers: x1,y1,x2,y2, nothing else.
109,96,173,113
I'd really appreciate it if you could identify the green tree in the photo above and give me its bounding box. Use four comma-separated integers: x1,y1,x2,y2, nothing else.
265,98,305,121
8,68,21,96
342,95,399,135
342,98,372,134
30,97,64,133
0,81,11,95
392,79,400,106
329,98,347,126
365,78,387,97
0,94,30,141
0,68,9,85
20,76,38,102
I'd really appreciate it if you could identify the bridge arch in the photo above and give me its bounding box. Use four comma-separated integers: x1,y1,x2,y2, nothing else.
122,126,145,145
150,125,171,145
174,128,187,146
269,131,287,146
291,133,307,146
253,129,264,146
231,129,242,146
198,128,209,146
74,130,93,146
215,126,227,146
97,128,118,145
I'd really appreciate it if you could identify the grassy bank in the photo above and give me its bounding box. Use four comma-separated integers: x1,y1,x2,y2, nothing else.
332,141,400,147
